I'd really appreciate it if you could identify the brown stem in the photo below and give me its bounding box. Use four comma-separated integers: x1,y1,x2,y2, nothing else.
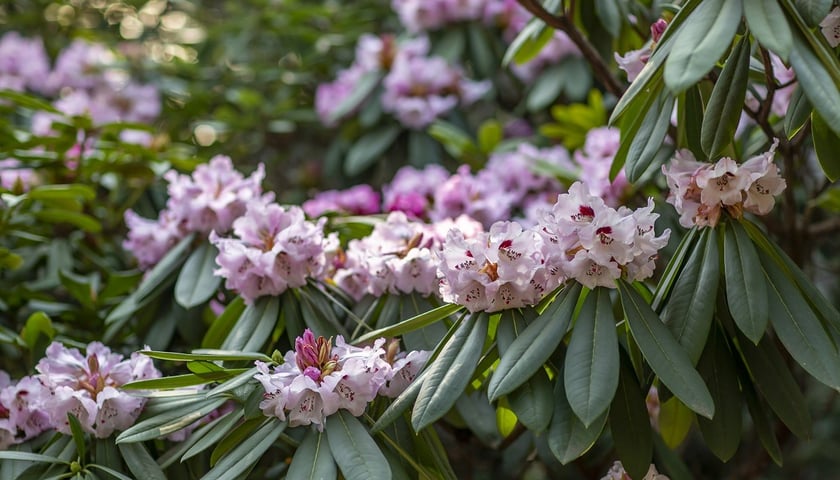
515,0,625,98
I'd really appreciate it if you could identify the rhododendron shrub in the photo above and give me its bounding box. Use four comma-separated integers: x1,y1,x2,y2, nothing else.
4,0,840,479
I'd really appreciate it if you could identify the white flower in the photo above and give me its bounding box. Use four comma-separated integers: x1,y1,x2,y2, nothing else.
820,7,840,48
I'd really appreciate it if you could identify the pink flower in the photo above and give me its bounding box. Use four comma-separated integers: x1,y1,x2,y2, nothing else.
740,140,786,215
0,159,39,192
821,7,840,48
575,127,628,206
302,184,381,217
35,342,160,438
615,48,649,82
0,374,52,449
0,32,50,93
383,164,451,218
122,210,187,270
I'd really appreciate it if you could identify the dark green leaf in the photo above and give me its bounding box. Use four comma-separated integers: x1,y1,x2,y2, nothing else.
116,397,228,443
564,287,619,427
344,125,401,176
609,360,653,480
288,429,337,480
175,242,222,309
696,327,742,461
547,369,608,464
784,86,811,138
0,452,66,464
618,280,714,418
180,411,243,462
508,368,554,433
487,283,582,400
788,23,840,138
652,227,701,311
117,443,166,480
34,210,101,232
677,86,706,159
221,296,280,352
67,414,87,462
595,0,622,36
202,297,246,349
327,410,391,480
355,303,462,344
662,228,719,364
744,0,793,59
794,0,832,25
701,34,751,157
204,419,284,480
664,0,743,93
742,381,783,465
812,111,840,181
527,65,565,112
27,184,95,202
724,221,768,343
625,90,675,182
412,313,488,431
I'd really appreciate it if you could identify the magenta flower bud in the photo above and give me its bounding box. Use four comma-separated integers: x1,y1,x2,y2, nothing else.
302,367,322,383
651,19,667,43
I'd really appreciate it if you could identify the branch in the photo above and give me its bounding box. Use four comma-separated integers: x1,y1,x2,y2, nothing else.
515,0,625,98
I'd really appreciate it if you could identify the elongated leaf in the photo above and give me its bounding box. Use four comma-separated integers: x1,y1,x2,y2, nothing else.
677,86,706,158
610,77,665,181
527,64,566,112
564,287,619,427
761,255,840,389
618,280,714,418
788,25,840,138
355,303,462,344
738,332,811,438
117,443,165,480
116,397,227,443
701,34,751,157
495,309,528,355
66,413,86,461
812,111,840,181
412,313,488,430
794,0,832,25
122,373,220,390
724,221,768,343
27,184,95,201
87,465,132,480
662,228,719,364
744,0,793,59
175,242,222,309
221,296,280,351
488,283,582,400
784,86,811,138
696,327,742,461
508,368,554,433
664,0,743,92
327,411,391,480
595,0,622,36
658,397,694,448
547,369,608,464
0,452,66,464
625,90,675,182
741,381,783,465
204,419,283,480
344,125,401,176
35,209,100,232
141,350,270,363
289,429,337,480
180,411,243,461
652,227,701,311
202,297,246,349
609,360,653,480
134,234,195,301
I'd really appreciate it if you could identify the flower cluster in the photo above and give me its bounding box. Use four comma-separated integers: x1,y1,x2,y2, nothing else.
254,329,430,429
0,159,39,193
24,39,161,146
316,34,488,128
391,0,488,33
0,32,50,93
210,200,338,303
437,221,556,312
332,212,450,300
302,184,381,218
538,182,670,288
123,156,266,270
1,342,160,447
662,141,786,228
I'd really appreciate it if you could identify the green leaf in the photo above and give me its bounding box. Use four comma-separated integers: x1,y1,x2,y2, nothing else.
204,419,284,480
744,0,793,59
220,296,280,352
20,311,55,350
467,23,496,77
34,210,101,232
116,397,228,443
135,234,195,302
117,444,166,480
618,280,714,419
652,226,701,311
174,242,222,309
794,0,832,25
625,90,675,182
508,368,554,433
327,411,391,480
788,23,840,138
27,184,95,202
609,360,653,480
488,283,582,400
355,303,462,344
812,111,840,182
477,120,503,154
658,397,694,448
427,121,480,162
677,86,706,158
701,34,751,158
0,90,60,112
564,287,619,427
664,0,743,93
407,130,442,167
87,465,132,480
742,381,783,466
288,429,337,480
141,350,270,363
0,452,66,464
344,125,401,176
724,221,768,343
662,228,720,364
527,64,566,112
67,414,87,462
784,86,812,138
547,369,608,464
738,333,812,438
696,327,743,461
595,0,622,36
610,77,665,181
202,297,246,349
180,411,243,461
412,313,488,431
327,71,382,125
761,253,840,389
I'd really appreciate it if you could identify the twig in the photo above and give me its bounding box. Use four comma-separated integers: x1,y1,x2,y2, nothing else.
515,0,625,97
